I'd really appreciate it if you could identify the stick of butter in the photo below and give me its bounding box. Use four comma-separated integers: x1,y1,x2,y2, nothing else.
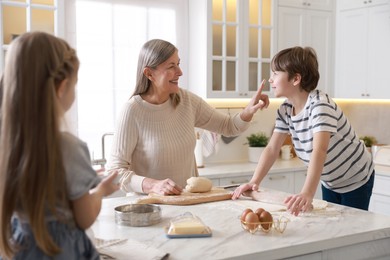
169,220,206,235
167,212,209,235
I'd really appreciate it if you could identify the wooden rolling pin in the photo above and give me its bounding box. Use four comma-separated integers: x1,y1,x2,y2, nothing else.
243,189,290,205
244,189,328,210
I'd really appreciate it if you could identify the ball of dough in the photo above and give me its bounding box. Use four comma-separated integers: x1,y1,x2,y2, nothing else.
185,177,213,193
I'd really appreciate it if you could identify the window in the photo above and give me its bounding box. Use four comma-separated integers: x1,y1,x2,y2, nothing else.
66,0,188,160
0,0,62,73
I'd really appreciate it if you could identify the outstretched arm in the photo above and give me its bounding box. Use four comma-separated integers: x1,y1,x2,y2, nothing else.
284,131,329,216
72,171,120,229
240,79,270,122
232,132,288,199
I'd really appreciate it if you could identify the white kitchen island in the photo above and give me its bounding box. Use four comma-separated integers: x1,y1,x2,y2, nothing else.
91,190,390,260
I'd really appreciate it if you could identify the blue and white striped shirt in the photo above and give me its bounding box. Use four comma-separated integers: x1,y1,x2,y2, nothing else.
275,90,374,193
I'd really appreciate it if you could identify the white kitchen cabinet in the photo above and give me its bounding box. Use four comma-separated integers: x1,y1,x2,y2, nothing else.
278,0,333,11
0,0,64,74
334,0,390,98
338,0,389,10
277,2,334,96
209,178,220,187
219,174,252,187
199,160,323,197
218,171,295,193
214,170,325,196
261,172,295,193
294,170,322,199
369,173,390,216
188,0,276,98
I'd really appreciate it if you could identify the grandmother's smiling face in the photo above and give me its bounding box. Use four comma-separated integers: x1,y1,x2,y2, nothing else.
149,50,183,98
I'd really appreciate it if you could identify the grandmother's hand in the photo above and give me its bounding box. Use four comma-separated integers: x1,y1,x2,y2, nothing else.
240,79,270,122
144,178,183,195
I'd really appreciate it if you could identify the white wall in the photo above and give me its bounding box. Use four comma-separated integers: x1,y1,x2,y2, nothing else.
204,100,390,164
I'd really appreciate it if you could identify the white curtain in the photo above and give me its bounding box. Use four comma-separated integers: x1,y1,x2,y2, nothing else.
64,0,188,160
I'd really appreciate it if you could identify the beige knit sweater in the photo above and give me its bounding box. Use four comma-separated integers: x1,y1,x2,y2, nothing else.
107,88,250,193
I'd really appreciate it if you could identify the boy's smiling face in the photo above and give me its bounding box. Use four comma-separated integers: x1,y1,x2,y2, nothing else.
269,71,296,98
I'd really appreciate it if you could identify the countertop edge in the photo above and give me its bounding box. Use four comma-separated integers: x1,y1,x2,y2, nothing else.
198,158,307,178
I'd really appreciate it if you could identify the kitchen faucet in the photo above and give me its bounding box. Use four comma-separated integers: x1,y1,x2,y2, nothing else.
91,132,114,168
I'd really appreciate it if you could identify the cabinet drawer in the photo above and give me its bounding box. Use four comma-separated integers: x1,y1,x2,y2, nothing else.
369,194,390,216
219,176,252,186
209,178,220,187
373,174,390,196
262,173,294,193
338,0,389,11
279,0,334,11
294,171,323,199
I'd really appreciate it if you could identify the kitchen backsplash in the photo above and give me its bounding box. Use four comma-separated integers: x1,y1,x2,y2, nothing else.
204,99,390,164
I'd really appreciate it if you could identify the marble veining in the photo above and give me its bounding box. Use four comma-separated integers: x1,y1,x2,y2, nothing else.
92,192,390,260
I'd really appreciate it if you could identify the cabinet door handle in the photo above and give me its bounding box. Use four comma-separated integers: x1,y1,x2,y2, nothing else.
268,175,286,181
230,180,249,184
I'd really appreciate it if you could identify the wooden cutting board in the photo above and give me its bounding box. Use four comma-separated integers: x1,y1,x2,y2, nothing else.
134,188,232,205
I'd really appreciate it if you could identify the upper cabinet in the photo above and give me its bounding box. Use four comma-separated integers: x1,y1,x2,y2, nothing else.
335,0,390,99
337,0,389,10
188,0,276,98
278,0,334,11
277,0,335,96
0,0,64,74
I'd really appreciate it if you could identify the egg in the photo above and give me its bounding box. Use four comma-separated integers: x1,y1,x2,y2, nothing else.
240,208,253,221
244,212,259,230
259,211,273,230
254,208,265,219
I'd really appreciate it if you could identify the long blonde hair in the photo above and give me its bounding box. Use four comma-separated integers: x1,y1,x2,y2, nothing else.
0,32,79,258
133,39,180,107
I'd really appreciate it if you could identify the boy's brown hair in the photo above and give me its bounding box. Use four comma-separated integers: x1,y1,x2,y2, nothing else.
271,46,320,92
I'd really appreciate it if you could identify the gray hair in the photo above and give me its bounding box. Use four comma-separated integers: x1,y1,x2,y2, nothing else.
132,39,180,107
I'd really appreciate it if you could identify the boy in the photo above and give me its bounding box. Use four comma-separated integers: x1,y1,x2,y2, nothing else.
232,47,374,216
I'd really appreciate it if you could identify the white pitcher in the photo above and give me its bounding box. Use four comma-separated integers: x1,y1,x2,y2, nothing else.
281,145,293,160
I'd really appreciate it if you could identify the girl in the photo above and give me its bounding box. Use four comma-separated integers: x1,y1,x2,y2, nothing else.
0,32,119,259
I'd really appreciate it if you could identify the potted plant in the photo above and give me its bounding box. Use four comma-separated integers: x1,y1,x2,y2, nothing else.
246,132,269,163
359,135,377,148
359,135,377,153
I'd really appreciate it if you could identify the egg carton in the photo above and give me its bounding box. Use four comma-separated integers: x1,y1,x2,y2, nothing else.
240,214,289,234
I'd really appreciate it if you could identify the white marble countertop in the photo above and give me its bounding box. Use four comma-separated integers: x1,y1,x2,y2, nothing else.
198,158,306,179
92,191,390,259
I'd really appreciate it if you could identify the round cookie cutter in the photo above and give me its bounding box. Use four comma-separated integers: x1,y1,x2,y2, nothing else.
114,204,162,227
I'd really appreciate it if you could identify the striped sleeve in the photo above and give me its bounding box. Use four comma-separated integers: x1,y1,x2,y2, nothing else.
274,102,292,133
310,99,338,134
